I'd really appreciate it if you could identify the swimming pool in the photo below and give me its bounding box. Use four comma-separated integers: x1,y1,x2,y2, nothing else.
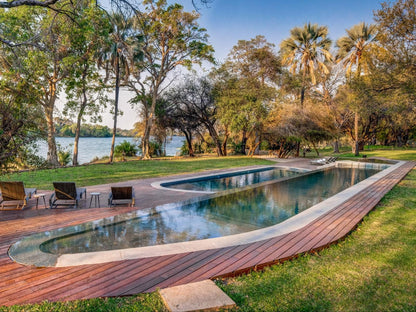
10,160,398,267
157,167,302,193
41,167,379,255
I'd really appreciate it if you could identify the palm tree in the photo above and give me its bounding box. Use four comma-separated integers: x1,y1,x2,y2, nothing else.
336,22,378,156
98,13,132,163
280,23,333,107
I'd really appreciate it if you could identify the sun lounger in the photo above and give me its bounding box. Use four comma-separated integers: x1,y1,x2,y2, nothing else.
310,156,338,165
50,182,86,209
0,181,37,210
108,186,135,207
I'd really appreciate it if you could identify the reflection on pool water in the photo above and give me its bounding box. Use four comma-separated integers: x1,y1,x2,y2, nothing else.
40,167,380,255
162,167,300,192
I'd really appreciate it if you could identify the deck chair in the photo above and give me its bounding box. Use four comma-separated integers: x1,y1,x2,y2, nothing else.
0,181,37,210
108,186,135,207
50,182,86,209
310,157,329,165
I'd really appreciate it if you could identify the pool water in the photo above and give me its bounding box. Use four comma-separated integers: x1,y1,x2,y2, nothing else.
40,167,380,255
163,167,300,192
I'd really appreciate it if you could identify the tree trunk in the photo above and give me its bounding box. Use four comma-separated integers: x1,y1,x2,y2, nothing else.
109,52,120,164
44,87,59,167
184,130,194,157
73,71,88,166
240,130,247,155
221,131,229,156
254,131,260,155
206,124,223,156
333,140,340,153
353,110,359,156
73,114,81,166
142,86,159,159
295,141,300,157
300,86,305,108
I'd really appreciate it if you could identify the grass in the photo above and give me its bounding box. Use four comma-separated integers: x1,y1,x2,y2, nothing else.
217,167,416,312
315,145,416,161
0,156,274,190
0,294,168,312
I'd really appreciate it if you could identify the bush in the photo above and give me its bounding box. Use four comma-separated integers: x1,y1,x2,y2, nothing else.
58,150,71,166
57,144,72,166
148,140,164,157
115,141,139,157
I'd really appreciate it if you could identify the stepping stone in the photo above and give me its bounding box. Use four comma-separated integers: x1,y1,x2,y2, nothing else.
159,279,236,312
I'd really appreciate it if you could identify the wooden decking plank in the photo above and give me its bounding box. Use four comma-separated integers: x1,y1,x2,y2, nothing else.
57,258,160,301
119,245,250,295
102,253,192,296
50,255,174,301
141,248,230,291
137,244,255,293
25,262,130,304
0,265,103,305
163,241,268,287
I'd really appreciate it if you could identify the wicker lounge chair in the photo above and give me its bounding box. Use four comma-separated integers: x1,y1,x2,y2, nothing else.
108,186,135,207
0,181,37,210
50,182,86,209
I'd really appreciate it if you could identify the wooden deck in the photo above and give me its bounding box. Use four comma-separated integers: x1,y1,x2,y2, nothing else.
0,161,414,306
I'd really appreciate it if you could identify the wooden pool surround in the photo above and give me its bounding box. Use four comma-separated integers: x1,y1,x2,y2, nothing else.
0,161,414,306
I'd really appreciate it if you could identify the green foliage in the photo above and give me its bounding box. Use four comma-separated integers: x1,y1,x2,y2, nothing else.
57,150,71,167
57,144,72,166
0,76,44,173
147,140,164,157
130,0,215,158
281,23,332,85
55,121,114,137
115,140,139,157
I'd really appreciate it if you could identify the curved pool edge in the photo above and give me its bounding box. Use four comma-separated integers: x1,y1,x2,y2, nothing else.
8,160,402,268
150,165,309,194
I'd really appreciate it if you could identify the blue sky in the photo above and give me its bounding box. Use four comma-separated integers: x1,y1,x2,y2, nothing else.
107,0,386,129
180,0,385,62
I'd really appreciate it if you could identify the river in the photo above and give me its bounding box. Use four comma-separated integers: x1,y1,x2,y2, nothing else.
36,136,185,165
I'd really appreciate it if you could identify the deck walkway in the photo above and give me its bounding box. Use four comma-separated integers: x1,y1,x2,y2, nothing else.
0,160,414,306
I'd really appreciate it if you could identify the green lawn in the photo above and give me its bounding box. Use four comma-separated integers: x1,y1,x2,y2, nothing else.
316,146,416,161
1,150,415,311
0,156,273,190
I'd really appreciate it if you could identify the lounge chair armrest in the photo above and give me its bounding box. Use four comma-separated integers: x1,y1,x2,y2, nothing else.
25,188,37,198
49,193,55,208
76,188,87,199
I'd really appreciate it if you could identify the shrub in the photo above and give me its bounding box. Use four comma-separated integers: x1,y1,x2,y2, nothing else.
115,141,139,157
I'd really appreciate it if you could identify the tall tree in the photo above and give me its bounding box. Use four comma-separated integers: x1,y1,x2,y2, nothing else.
215,35,280,155
164,76,222,156
0,2,86,166
336,22,378,156
280,23,333,107
0,79,43,173
98,13,133,163
63,1,111,166
131,0,214,159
